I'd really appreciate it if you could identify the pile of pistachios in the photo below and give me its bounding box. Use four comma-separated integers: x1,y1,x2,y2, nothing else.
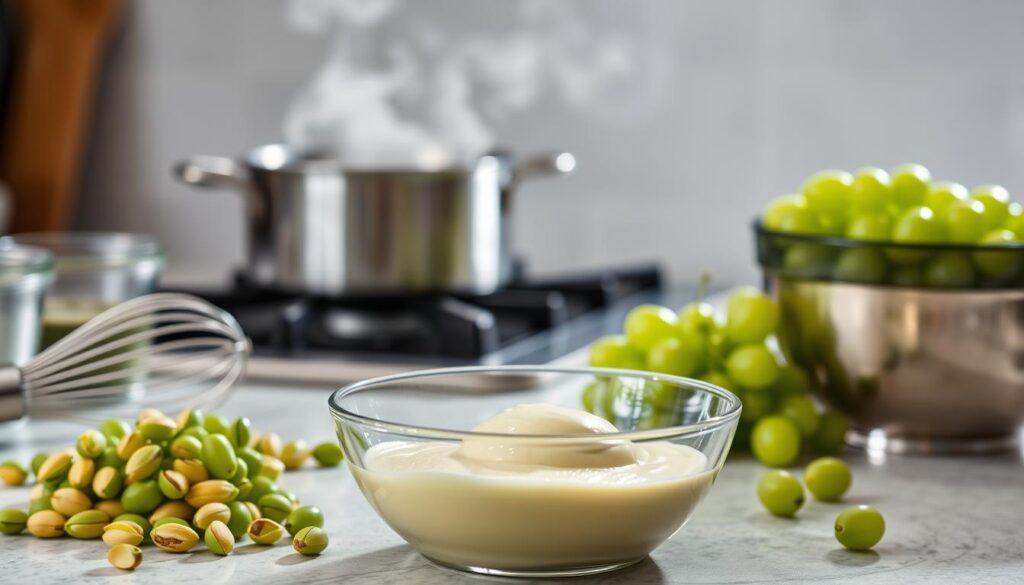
0,408,342,571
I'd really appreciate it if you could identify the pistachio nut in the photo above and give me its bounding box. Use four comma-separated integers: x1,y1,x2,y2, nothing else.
185,479,239,508
280,440,311,470
0,508,28,535
235,478,253,501
76,429,108,459
285,505,324,536
258,432,282,458
238,447,264,478
158,469,190,500
26,510,66,538
292,526,329,556
116,431,146,461
226,501,253,540
259,455,285,481
94,499,126,518
65,509,111,539
29,482,51,503
28,499,53,515
227,417,252,448
193,502,230,530
37,452,73,483
204,520,235,555
136,408,166,424
242,501,261,521
51,487,92,517
120,479,163,514
169,435,203,460
0,460,28,486
108,543,143,570
114,513,152,539
96,446,123,470
200,434,238,480
312,441,344,467
99,418,132,441
102,520,145,547
175,407,205,430
258,493,292,523
30,452,49,476
173,458,210,484
179,425,210,442
149,500,196,524
68,458,96,489
247,476,278,504
151,522,199,553
153,517,190,529
137,415,178,442
202,414,231,436
124,445,163,484
93,467,124,500
247,518,284,545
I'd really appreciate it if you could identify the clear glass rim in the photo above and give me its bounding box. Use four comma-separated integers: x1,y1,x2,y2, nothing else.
328,365,743,442
0,243,55,290
2,231,164,271
754,219,1024,251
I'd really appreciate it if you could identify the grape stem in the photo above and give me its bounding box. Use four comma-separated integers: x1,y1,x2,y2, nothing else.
694,272,712,304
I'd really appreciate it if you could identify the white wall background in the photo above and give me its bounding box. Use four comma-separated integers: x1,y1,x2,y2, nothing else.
75,0,1024,289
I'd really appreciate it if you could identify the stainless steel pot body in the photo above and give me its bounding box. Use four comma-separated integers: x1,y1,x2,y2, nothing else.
770,274,1024,453
175,145,573,296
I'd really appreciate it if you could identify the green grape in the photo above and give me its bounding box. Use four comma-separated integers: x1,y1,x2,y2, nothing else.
924,253,975,288
1004,202,1024,239
850,167,891,215
581,382,599,412
924,181,967,215
725,287,779,344
801,170,853,222
845,214,892,241
725,344,780,391
833,248,887,284
889,206,943,265
811,410,849,453
944,200,988,243
834,506,885,551
778,394,820,437
677,302,717,338
889,265,925,287
589,335,645,369
756,470,804,518
770,204,823,235
706,328,733,370
804,457,852,502
751,416,801,467
973,229,1022,279
783,243,835,277
738,390,775,424
890,163,932,209
699,371,735,392
646,382,680,412
646,337,704,378
762,194,807,230
623,305,678,351
971,184,1011,230
774,364,811,395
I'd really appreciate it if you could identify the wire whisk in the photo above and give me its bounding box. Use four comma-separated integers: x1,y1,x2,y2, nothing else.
0,293,250,423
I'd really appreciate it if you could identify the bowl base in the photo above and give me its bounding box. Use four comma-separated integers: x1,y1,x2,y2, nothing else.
422,554,646,578
848,429,1020,455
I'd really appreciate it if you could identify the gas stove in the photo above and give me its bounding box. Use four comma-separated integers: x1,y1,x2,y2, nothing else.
171,265,670,384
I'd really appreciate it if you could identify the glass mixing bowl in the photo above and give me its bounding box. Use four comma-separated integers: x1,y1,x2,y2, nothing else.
329,366,741,578
0,244,54,365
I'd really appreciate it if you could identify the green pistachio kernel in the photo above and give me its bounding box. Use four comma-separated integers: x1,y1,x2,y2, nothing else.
202,414,231,436
292,526,328,555
175,408,205,430
65,509,111,539
99,419,132,440
201,434,238,480
246,476,277,504
96,446,123,470
225,501,253,540
178,425,210,442
285,505,324,536
205,520,235,555
28,499,53,515
238,447,264,478
312,442,344,467
169,435,203,460
0,509,28,535
235,478,253,501
229,458,249,485
228,417,252,448
76,430,108,459
30,452,49,476
121,480,164,514
247,518,284,545
258,493,293,523
138,416,178,442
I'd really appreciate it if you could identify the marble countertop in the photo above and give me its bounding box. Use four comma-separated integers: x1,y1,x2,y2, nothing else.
1,382,1022,585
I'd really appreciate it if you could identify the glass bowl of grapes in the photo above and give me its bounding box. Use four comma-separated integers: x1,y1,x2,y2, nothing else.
755,164,1024,454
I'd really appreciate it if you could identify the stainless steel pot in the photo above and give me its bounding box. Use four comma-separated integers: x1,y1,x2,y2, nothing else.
174,145,575,296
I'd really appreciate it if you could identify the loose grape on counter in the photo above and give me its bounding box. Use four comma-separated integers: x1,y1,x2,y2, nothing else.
585,287,847,466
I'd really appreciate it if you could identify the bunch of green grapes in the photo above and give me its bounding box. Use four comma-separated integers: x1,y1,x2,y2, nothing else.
586,288,847,466
762,164,1024,287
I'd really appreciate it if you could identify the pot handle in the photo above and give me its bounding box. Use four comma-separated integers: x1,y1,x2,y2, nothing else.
173,155,249,191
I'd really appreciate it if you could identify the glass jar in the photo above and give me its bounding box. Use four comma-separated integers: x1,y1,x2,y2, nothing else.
0,244,54,365
1,232,164,348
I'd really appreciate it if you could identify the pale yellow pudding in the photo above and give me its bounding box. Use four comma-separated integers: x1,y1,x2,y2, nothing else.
351,404,718,571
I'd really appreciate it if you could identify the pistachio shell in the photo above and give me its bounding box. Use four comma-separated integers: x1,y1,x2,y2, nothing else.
204,520,234,555
76,430,107,459
92,467,124,500
37,452,73,483
116,431,146,461
51,488,92,517
280,440,311,470
173,458,210,484
124,445,163,484
26,510,65,538
185,480,238,508
94,500,126,518
65,509,111,539
0,460,28,486
68,458,95,489
193,502,230,530
169,435,203,459
258,433,282,458
103,520,145,546
247,518,284,545
151,522,199,552
148,500,196,524
137,416,178,442
175,407,205,430
0,508,28,534
108,544,143,570
292,526,329,555
158,470,190,500
259,455,285,480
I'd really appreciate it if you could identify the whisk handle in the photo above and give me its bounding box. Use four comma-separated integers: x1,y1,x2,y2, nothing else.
0,365,24,423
